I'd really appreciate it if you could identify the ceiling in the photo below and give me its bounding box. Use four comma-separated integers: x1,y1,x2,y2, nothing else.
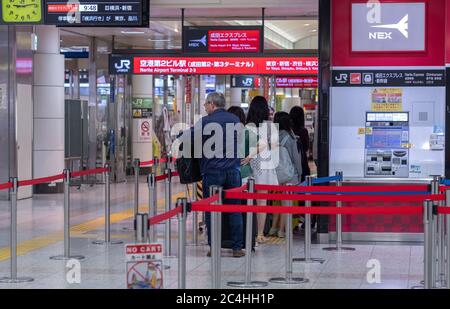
60,2,319,51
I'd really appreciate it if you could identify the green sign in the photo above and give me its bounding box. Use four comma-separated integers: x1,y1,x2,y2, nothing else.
132,97,152,109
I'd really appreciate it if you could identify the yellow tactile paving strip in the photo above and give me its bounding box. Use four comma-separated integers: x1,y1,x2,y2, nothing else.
0,192,186,262
265,236,285,245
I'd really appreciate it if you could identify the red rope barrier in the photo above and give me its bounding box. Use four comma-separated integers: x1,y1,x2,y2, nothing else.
191,195,219,207
71,168,107,178
191,204,422,215
155,174,168,182
225,191,443,203
437,207,450,214
0,182,12,191
139,160,154,167
254,184,430,192
18,173,65,187
225,184,248,193
440,186,450,192
149,206,182,225
172,171,179,177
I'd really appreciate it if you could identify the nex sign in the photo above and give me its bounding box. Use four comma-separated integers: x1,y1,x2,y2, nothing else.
352,2,425,52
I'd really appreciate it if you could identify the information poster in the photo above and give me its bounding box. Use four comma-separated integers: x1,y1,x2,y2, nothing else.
371,88,403,111
138,119,152,142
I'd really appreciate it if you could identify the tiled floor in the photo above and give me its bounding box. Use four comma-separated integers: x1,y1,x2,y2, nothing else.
0,176,426,289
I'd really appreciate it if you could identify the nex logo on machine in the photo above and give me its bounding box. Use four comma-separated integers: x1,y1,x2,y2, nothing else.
189,35,207,48
369,14,408,40
352,2,425,52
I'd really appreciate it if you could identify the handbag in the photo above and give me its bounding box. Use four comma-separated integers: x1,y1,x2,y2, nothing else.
176,157,202,184
275,135,296,185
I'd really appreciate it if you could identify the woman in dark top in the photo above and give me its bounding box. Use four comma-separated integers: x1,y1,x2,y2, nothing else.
289,106,310,180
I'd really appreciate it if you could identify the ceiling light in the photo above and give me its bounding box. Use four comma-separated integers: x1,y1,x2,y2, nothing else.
304,23,310,26
148,39,170,42
311,29,317,32
121,31,145,34
174,28,179,33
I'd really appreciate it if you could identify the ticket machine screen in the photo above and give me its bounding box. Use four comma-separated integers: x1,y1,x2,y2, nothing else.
365,112,409,178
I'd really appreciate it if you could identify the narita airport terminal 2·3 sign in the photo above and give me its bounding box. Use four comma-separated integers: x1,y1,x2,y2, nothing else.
44,0,148,26
108,55,319,75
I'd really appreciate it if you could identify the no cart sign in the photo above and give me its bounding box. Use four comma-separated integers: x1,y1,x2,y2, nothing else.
125,243,164,289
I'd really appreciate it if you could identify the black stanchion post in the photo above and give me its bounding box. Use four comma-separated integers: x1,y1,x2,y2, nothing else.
0,178,34,283
227,178,268,287
50,169,84,260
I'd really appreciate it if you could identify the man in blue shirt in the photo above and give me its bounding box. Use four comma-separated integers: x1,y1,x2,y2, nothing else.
192,92,244,258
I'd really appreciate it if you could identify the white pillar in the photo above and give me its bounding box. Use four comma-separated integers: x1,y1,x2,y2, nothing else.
132,75,153,163
33,26,65,191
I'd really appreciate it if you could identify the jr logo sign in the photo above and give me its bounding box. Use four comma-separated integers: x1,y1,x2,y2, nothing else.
352,2,425,52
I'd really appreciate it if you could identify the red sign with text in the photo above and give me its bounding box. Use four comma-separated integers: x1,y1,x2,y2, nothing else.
275,77,318,88
208,30,260,53
133,57,318,75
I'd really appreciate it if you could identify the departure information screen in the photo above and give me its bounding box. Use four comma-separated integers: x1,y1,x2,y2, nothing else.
44,0,147,26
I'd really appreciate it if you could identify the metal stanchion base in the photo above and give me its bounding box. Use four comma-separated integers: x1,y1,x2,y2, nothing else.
0,277,34,283
322,246,355,251
292,257,325,264
50,255,85,260
269,277,309,285
226,281,268,288
164,255,177,259
414,280,448,289
92,240,124,245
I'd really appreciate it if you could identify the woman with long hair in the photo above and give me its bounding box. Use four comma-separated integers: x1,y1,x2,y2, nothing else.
269,112,302,238
243,96,279,243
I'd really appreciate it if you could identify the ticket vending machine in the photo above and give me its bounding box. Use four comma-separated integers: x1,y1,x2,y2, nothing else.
364,112,409,178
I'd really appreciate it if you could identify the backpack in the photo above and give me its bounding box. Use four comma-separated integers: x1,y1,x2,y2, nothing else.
275,135,297,185
174,132,202,184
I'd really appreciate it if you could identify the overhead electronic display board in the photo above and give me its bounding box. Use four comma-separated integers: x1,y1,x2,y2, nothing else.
183,26,263,54
108,56,318,75
44,0,148,26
